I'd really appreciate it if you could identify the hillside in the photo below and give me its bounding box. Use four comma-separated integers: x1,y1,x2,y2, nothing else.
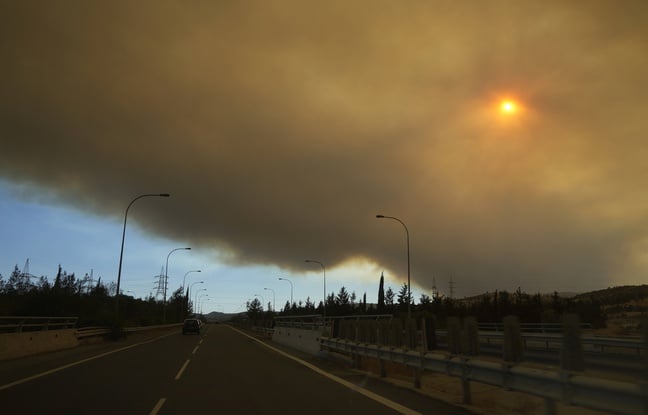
572,284,648,304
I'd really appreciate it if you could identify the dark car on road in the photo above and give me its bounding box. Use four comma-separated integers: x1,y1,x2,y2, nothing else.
182,318,201,335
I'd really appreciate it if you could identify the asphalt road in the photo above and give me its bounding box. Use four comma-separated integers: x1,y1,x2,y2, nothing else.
0,325,473,415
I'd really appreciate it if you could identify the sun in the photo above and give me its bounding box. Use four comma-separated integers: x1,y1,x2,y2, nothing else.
500,100,517,114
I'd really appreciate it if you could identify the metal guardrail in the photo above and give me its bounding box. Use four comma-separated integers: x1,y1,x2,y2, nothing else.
0,316,78,333
434,330,645,355
478,322,592,333
320,337,648,415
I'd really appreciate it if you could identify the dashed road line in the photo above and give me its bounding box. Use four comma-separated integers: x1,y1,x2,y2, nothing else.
175,359,190,381
149,398,166,415
192,345,200,355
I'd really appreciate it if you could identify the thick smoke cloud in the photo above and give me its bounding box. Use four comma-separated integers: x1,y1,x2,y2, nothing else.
2,1,648,295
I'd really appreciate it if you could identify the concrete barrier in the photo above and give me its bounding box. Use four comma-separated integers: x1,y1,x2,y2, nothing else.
272,326,322,355
0,329,79,360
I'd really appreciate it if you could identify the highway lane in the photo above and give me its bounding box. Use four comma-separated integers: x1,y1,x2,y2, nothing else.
1,325,474,414
163,325,414,414
1,330,192,414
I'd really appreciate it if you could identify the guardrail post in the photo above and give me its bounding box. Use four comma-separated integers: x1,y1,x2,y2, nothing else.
544,397,557,415
377,320,387,346
560,314,584,372
503,315,524,362
463,316,479,356
390,319,403,348
642,316,648,378
461,358,472,404
366,320,377,344
404,318,417,350
422,317,437,351
640,316,648,415
447,317,462,354
413,355,422,389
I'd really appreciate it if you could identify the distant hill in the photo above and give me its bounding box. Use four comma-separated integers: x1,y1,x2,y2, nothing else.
572,285,648,305
459,290,581,304
202,311,243,322
459,286,648,304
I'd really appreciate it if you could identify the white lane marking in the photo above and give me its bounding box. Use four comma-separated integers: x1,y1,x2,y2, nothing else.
199,339,203,344
0,331,178,391
229,327,422,415
149,398,166,415
175,359,190,380
192,345,199,355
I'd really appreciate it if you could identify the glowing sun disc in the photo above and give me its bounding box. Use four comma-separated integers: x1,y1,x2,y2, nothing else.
500,100,517,113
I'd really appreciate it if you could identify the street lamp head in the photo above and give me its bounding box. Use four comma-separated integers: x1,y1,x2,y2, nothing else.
184,247,191,250
278,277,284,280
376,214,385,218
159,193,171,197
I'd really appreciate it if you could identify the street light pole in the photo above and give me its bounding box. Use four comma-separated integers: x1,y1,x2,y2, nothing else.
194,288,206,313
115,193,169,323
305,259,326,318
200,298,211,315
376,214,411,319
197,294,208,315
183,270,201,317
164,247,191,323
188,281,204,314
278,277,293,307
182,270,201,293
264,287,275,312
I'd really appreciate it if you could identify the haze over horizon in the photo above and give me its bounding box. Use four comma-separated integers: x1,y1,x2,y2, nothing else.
2,1,648,303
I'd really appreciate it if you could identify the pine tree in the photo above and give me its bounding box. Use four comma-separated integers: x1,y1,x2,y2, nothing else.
397,282,411,310
385,287,395,307
378,272,385,312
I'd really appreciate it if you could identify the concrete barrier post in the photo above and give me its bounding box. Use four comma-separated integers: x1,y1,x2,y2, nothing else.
503,315,524,362
560,313,584,372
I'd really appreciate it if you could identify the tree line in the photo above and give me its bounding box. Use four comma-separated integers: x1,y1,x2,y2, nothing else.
247,273,607,328
0,265,193,326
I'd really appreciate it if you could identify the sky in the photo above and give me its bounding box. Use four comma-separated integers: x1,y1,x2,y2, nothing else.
2,1,648,313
